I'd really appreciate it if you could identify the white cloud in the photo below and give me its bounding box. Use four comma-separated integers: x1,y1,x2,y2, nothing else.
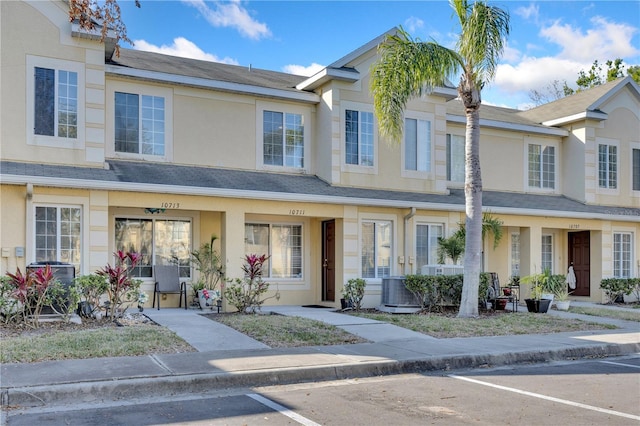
133,37,239,65
183,0,271,40
540,16,639,62
502,44,522,63
404,16,424,33
494,56,585,94
515,3,539,21
282,63,325,77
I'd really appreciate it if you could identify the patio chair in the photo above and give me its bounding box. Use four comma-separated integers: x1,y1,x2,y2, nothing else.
152,265,187,310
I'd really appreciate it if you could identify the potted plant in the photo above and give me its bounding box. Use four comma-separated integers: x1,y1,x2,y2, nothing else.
554,286,573,311
521,272,552,313
191,235,224,310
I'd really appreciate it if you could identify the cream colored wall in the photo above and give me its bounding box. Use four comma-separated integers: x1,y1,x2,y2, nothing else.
561,128,587,202
0,185,28,275
1,1,106,166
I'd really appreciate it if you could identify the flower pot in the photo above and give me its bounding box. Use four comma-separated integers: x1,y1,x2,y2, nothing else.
198,290,213,310
555,300,571,311
494,298,508,310
525,298,551,313
541,293,554,307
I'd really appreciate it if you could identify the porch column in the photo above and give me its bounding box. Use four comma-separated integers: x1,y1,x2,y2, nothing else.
221,207,245,284
519,225,542,299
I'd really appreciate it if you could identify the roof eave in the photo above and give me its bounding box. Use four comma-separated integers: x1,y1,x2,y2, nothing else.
446,114,569,136
71,21,116,61
105,65,320,104
542,110,608,127
296,67,360,91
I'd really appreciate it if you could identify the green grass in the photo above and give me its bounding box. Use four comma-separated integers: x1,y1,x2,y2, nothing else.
208,313,367,347
568,306,640,322
347,311,615,338
0,324,194,364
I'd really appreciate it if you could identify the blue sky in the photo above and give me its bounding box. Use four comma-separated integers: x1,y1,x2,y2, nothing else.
118,1,640,109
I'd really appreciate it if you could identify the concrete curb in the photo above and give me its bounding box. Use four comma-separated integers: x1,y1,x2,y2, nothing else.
4,342,638,410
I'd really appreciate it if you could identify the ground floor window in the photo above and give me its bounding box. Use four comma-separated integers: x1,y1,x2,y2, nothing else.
35,205,81,272
115,218,191,278
245,223,302,279
416,223,443,267
613,232,632,278
511,233,520,277
541,234,553,273
362,220,392,278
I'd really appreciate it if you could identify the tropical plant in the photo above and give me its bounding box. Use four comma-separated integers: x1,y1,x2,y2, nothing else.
224,254,279,314
74,274,109,318
191,235,224,292
342,278,367,311
371,1,510,318
437,232,465,264
600,278,636,304
97,251,143,320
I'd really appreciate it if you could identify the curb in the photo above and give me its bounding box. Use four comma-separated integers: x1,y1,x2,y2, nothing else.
3,342,638,410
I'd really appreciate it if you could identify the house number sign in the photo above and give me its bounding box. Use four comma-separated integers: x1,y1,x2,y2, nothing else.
289,209,305,216
569,224,580,229
161,202,180,209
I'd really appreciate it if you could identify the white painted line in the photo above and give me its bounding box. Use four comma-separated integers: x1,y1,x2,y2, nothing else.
599,360,640,369
449,375,640,422
247,393,322,426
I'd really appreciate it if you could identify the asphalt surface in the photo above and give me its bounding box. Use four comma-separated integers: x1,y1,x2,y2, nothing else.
1,302,639,419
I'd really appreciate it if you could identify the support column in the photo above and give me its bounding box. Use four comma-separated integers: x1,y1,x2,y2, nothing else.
221,207,245,282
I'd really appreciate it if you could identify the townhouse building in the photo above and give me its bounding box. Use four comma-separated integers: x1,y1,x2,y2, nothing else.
1,0,638,309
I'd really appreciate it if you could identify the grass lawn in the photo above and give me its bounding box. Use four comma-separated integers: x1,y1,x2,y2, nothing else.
568,306,640,322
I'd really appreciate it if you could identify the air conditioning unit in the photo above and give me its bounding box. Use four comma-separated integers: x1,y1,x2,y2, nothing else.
381,276,419,307
27,261,76,314
420,264,464,276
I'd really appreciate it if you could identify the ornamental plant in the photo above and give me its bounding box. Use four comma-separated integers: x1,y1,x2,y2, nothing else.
97,250,143,320
224,254,279,314
342,278,366,311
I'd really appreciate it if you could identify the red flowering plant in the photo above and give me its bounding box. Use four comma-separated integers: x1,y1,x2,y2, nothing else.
224,254,279,314
97,250,143,320
3,264,75,327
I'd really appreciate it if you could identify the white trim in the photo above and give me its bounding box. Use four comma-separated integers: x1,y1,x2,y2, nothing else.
525,138,560,194
612,231,635,278
295,67,359,91
447,114,568,137
596,137,620,195
26,56,86,150
105,65,319,104
341,101,378,174
358,214,396,281
630,142,640,196
329,28,397,69
541,110,608,127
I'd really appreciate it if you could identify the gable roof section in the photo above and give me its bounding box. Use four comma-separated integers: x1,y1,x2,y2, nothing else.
518,76,640,126
2,160,637,222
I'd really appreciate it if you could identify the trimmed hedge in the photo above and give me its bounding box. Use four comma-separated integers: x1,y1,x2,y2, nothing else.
404,273,492,311
600,278,640,303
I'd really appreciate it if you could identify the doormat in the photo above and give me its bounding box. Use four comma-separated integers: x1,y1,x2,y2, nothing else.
302,305,332,308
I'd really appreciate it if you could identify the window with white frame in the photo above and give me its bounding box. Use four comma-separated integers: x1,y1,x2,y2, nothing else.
598,143,617,189
404,118,431,172
115,218,191,278
35,206,82,273
263,111,304,168
528,144,555,189
115,92,165,156
511,233,520,277
447,134,465,182
345,109,374,166
613,233,632,278
632,148,640,191
541,234,553,273
245,223,302,279
361,220,392,278
416,223,443,267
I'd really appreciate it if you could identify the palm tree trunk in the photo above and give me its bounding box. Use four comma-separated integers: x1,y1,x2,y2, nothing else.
458,86,482,318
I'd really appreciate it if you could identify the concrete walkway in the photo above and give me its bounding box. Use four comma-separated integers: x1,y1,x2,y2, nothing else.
1,303,639,412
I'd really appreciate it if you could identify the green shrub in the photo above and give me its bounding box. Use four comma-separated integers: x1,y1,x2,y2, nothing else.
224,254,279,314
600,278,637,303
342,278,366,311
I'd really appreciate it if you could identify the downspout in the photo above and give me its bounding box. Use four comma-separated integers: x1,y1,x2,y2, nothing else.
403,207,416,275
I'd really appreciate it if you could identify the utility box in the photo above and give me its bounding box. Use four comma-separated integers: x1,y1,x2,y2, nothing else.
27,261,76,314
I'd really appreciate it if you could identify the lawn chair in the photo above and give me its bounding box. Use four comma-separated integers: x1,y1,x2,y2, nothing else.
152,265,187,310
486,272,518,312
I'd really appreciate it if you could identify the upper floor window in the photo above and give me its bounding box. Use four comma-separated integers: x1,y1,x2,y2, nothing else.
447,134,465,182
416,223,443,267
35,206,82,273
598,143,617,189
27,56,84,148
528,144,555,189
404,118,431,172
263,111,304,168
632,148,640,191
361,220,392,278
35,68,78,138
346,109,374,166
613,233,632,278
115,217,191,278
115,92,165,156
245,223,303,279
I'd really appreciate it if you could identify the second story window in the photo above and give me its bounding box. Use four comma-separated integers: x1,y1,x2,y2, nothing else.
634,148,640,191
404,118,431,172
115,92,165,156
263,111,304,168
528,144,555,189
447,134,465,182
346,110,374,166
598,143,617,189
34,68,78,139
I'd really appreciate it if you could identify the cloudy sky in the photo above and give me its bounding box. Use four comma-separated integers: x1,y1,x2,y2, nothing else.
117,1,640,109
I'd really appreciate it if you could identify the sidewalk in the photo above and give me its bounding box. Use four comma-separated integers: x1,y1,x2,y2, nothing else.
2,304,639,411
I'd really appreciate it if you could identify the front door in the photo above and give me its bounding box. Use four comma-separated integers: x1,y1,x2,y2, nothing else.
568,231,590,296
322,220,336,302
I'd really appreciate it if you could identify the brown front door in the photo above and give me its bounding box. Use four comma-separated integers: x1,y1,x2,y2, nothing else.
568,231,590,296
322,220,336,302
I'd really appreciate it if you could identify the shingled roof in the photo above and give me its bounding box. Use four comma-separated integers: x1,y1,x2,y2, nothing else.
3,160,638,221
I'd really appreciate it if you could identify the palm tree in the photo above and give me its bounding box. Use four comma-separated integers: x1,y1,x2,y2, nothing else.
371,0,510,317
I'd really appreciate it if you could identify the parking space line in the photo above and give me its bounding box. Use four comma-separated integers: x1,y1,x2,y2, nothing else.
449,374,640,421
247,393,322,426
599,360,640,369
